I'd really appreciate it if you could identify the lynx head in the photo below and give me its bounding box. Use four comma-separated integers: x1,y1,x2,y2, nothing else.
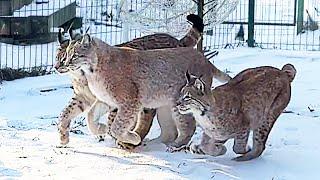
177,71,210,116
54,27,88,73
55,30,95,74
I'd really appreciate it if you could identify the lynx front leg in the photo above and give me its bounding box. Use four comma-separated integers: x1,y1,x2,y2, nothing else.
190,133,227,156
58,96,88,145
106,109,118,137
110,105,142,146
167,106,196,149
87,100,112,137
115,108,155,150
156,106,178,144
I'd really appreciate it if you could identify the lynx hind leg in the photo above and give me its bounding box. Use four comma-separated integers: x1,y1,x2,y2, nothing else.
167,106,196,149
156,106,178,144
233,90,290,161
58,96,89,145
190,133,227,156
110,105,142,146
233,124,271,161
233,128,250,154
133,108,156,140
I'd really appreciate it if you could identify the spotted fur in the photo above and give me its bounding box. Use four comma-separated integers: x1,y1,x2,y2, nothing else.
55,14,229,147
177,64,296,161
56,31,230,148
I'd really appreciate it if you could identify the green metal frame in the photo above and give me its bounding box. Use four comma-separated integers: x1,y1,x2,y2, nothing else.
247,0,255,47
296,0,304,34
197,0,204,51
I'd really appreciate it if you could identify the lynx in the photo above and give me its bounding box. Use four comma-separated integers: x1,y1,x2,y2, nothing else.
177,64,296,161
55,14,216,147
55,32,230,149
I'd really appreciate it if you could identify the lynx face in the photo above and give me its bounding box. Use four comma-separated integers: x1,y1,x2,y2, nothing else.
56,35,93,73
54,44,69,73
54,33,88,74
177,72,209,116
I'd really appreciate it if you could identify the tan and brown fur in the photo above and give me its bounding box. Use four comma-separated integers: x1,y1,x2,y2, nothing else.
56,33,230,148
177,64,296,161
55,14,225,146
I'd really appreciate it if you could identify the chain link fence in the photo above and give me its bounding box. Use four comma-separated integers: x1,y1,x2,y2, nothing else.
0,0,319,80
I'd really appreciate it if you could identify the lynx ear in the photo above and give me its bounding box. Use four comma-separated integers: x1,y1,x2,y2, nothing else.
194,78,205,94
58,28,68,45
81,33,91,45
185,70,191,84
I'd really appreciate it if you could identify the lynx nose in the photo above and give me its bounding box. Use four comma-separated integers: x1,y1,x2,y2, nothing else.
176,99,182,106
53,61,60,69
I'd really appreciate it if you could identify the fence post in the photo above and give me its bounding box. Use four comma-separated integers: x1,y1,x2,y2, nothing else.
197,0,204,52
247,0,255,47
296,0,304,35
122,0,129,42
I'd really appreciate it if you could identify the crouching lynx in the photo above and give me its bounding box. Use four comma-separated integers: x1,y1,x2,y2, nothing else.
177,64,296,161
55,14,220,147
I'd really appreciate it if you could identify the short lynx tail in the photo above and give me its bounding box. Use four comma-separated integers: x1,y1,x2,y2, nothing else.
281,63,296,82
179,14,204,47
186,14,204,33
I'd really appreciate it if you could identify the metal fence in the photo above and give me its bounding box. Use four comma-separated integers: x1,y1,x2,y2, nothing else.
205,0,320,50
0,0,319,73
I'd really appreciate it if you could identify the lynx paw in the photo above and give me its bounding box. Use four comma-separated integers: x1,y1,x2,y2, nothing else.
190,143,227,156
113,131,141,146
166,144,187,153
233,144,251,154
117,141,138,150
95,135,105,142
189,144,205,155
232,150,261,161
59,129,70,145
97,123,107,134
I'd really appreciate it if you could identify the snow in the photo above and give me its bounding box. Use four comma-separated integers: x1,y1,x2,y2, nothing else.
1,47,320,179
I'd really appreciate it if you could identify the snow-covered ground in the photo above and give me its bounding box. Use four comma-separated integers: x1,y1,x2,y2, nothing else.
0,47,320,179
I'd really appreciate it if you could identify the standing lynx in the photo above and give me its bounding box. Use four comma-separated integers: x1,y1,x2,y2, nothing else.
56,32,230,148
56,14,228,147
177,64,296,161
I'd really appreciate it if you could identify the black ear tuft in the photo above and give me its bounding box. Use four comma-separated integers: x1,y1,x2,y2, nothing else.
58,28,69,45
185,70,191,84
58,28,63,44
186,14,204,33
67,22,76,40
85,26,90,33
81,33,92,45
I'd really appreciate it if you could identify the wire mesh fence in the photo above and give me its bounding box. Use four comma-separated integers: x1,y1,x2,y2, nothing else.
204,0,320,50
0,0,319,77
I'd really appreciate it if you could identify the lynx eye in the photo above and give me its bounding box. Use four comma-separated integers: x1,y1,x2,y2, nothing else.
183,92,192,100
197,91,204,96
72,53,79,59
